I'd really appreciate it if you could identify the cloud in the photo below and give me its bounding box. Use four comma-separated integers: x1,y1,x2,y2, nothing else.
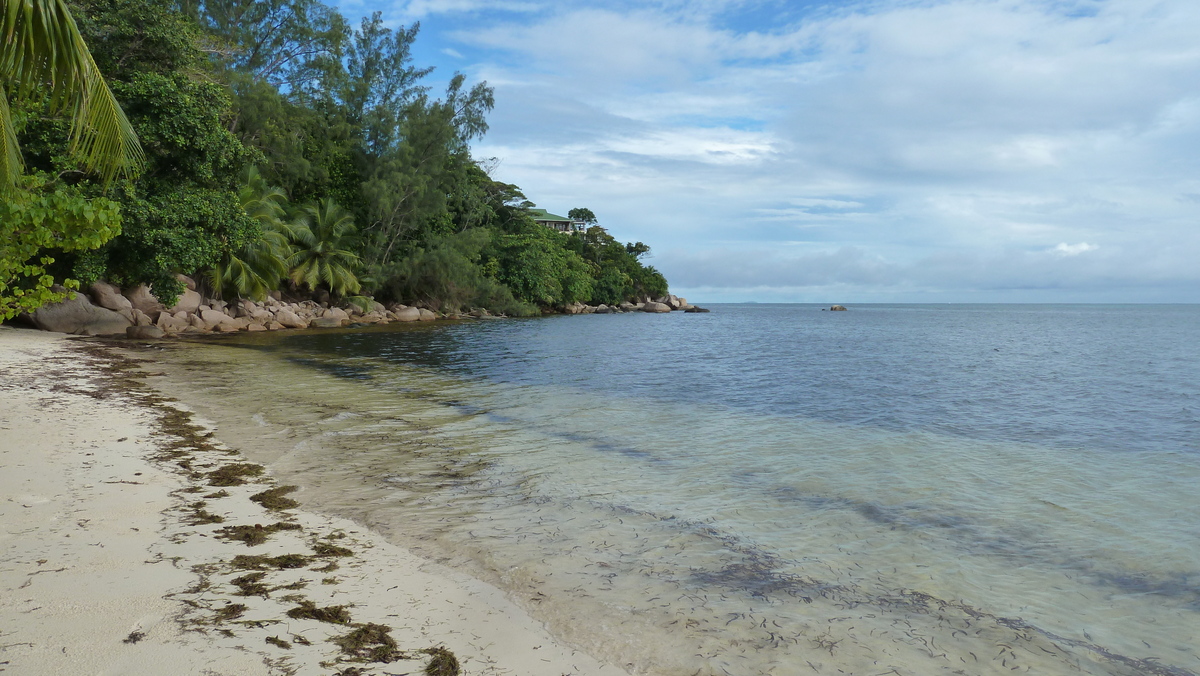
1052,242,1099,256
395,0,539,19
350,0,1200,300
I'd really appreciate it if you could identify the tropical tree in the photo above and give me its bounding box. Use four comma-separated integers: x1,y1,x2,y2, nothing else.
568,207,597,226
209,166,298,299
288,198,361,297
0,0,143,194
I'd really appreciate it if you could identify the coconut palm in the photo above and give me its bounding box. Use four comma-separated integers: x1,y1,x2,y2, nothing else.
288,198,362,298
1,0,143,194
209,167,299,300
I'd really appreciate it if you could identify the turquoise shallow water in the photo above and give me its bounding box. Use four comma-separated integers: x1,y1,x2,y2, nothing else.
156,304,1200,675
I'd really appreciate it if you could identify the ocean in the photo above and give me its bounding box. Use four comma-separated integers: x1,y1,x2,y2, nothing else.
152,304,1200,675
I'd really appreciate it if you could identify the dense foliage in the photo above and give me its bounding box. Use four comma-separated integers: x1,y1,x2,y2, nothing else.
6,0,669,316
0,173,121,319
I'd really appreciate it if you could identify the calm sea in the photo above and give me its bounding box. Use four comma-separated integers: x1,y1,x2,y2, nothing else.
155,304,1200,675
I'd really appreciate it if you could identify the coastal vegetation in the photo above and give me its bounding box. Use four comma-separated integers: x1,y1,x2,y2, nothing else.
1,0,669,321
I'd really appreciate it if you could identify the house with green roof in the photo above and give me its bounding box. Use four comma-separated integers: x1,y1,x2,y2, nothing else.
530,208,585,233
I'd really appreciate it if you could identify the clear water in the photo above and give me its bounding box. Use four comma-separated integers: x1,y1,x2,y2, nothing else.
153,304,1200,675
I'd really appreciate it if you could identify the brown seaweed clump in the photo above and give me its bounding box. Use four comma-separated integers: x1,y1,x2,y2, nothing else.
250,486,300,511
265,635,291,649
331,623,403,663
286,600,352,624
212,603,248,622
422,646,460,676
312,542,354,558
207,463,265,486
185,502,225,525
230,553,310,570
230,572,270,597
216,522,302,546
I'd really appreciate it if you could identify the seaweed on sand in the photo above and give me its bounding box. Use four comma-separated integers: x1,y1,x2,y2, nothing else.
286,600,352,624
331,623,403,663
250,486,300,511
230,572,270,597
230,553,310,570
312,542,354,557
216,522,302,546
422,647,460,676
213,603,248,622
207,463,265,486
185,501,225,524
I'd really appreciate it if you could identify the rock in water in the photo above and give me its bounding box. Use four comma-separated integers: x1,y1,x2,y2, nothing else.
200,309,238,331
392,307,421,322
830,305,848,311
309,316,344,328
684,306,710,313
126,325,165,339
274,309,308,329
323,307,350,322
31,292,132,335
642,302,671,313
418,308,437,321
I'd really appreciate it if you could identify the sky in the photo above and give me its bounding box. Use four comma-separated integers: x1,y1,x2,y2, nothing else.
334,0,1200,303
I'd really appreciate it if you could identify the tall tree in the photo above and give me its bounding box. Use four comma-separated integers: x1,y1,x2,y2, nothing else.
360,73,494,270
185,0,348,91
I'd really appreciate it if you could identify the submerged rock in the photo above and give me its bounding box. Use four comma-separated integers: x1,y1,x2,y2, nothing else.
127,325,165,339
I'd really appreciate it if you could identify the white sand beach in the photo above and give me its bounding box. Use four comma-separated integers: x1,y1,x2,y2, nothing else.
0,327,625,676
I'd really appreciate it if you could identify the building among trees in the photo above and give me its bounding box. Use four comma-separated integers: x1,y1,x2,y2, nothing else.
530,209,585,233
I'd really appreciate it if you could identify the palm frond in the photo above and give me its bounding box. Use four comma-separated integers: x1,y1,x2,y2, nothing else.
0,90,21,191
0,0,143,190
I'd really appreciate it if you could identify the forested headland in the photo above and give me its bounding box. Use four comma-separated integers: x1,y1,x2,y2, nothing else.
2,0,669,320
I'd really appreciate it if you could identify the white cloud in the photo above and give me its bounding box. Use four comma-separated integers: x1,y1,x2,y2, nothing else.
1052,242,1099,256
396,0,539,19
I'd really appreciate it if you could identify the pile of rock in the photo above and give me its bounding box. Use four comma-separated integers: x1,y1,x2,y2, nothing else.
561,294,708,315
27,275,444,338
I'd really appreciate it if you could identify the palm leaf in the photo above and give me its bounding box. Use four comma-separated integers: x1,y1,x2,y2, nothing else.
0,0,143,192
0,90,20,189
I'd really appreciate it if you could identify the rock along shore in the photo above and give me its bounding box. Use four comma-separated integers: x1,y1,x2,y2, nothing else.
18,276,710,338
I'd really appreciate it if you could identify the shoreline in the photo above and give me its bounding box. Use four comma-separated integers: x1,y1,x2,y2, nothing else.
0,327,625,675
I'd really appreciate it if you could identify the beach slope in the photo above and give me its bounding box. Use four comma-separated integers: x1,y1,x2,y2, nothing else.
0,327,623,676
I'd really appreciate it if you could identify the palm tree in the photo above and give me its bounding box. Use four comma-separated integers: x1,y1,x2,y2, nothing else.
289,198,362,298
209,166,299,300
1,0,143,194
